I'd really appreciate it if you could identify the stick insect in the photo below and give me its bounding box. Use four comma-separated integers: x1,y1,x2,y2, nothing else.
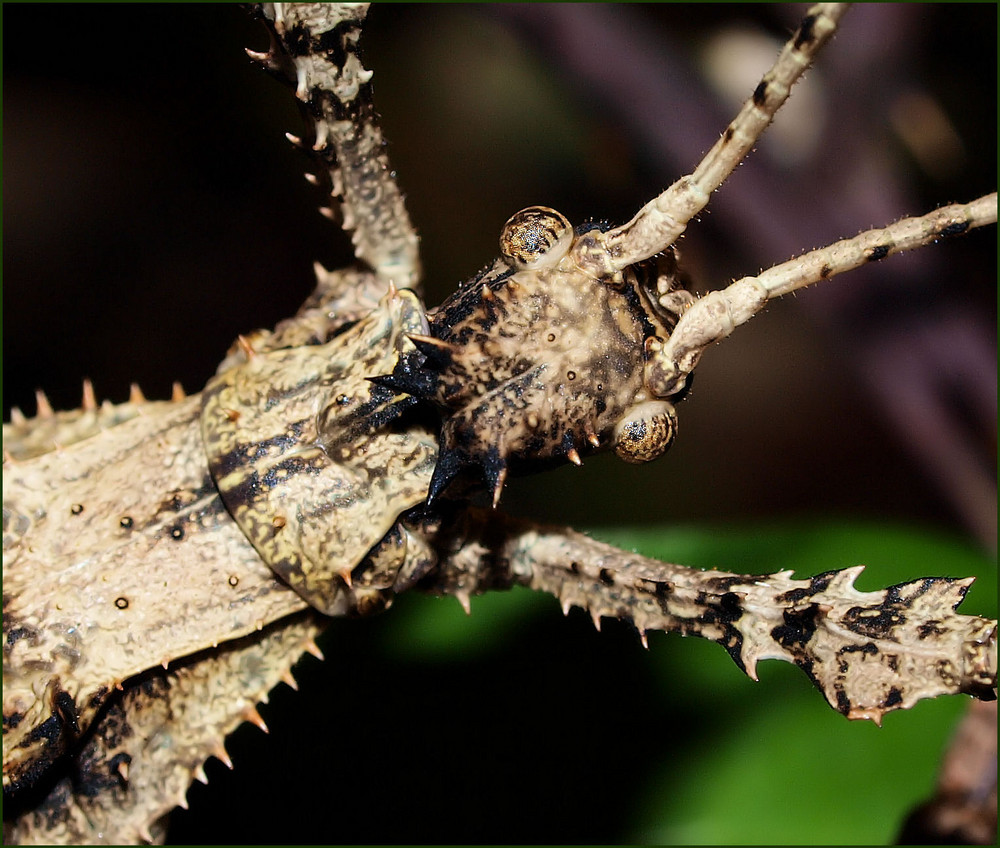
3,4,996,844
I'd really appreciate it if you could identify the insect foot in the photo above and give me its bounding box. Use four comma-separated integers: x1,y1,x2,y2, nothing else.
373,208,695,507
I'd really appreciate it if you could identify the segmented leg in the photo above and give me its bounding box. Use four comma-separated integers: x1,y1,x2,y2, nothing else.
649,193,999,396
572,2,849,279
210,3,421,367
250,3,421,290
429,508,997,724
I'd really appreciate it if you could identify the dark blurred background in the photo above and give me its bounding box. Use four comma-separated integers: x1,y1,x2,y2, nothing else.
4,4,995,543
4,4,996,843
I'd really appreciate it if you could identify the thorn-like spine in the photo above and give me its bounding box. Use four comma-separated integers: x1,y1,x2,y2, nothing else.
304,171,319,185
566,447,582,466
281,670,299,691
319,206,336,220
35,389,54,419
304,639,325,661
194,765,209,785
590,608,602,632
313,260,333,284
10,406,26,426
244,47,277,69
285,131,302,147
242,705,269,734
456,590,472,615
212,742,234,770
171,382,186,402
491,465,508,509
313,120,330,150
237,334,257,361
587,432,600,448
129,383,146,404
407,332,457,365
81,378,97,411
848,706,884,726
638,629,649,650
338,567,354,589
295,67,309,101
117,759,130,782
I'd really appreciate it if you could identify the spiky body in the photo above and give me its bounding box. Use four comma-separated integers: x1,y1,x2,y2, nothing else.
3,4,996,844
378,219,693,504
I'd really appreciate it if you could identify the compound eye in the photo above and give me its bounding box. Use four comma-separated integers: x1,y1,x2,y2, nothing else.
500,206,573,271
613,401,677,464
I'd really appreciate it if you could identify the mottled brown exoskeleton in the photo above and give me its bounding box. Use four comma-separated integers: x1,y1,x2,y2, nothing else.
375,206,694,505
3,3,996,844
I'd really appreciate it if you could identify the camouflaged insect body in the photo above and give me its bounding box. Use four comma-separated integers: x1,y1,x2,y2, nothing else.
377,213,694,505
202,289,439,616
3,3,998,844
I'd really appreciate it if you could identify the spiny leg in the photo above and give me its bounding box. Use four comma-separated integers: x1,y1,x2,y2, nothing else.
250,3,421,292
428,508,997,725
572,2,849,279
213,4,421,363
648,193,998,397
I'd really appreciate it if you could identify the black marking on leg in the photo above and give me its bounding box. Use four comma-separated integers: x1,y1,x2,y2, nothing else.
808,571,836,593
917,620,946,639
718,592,744,620
865,244,890,262
771,604,821,650
835,687,852,715
882,687,903,709
794,13,818,49
752,80,768,107
836,641,879,673
777,586,810,605
939,220,970,237
842,606,905,639
702,592,747,673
